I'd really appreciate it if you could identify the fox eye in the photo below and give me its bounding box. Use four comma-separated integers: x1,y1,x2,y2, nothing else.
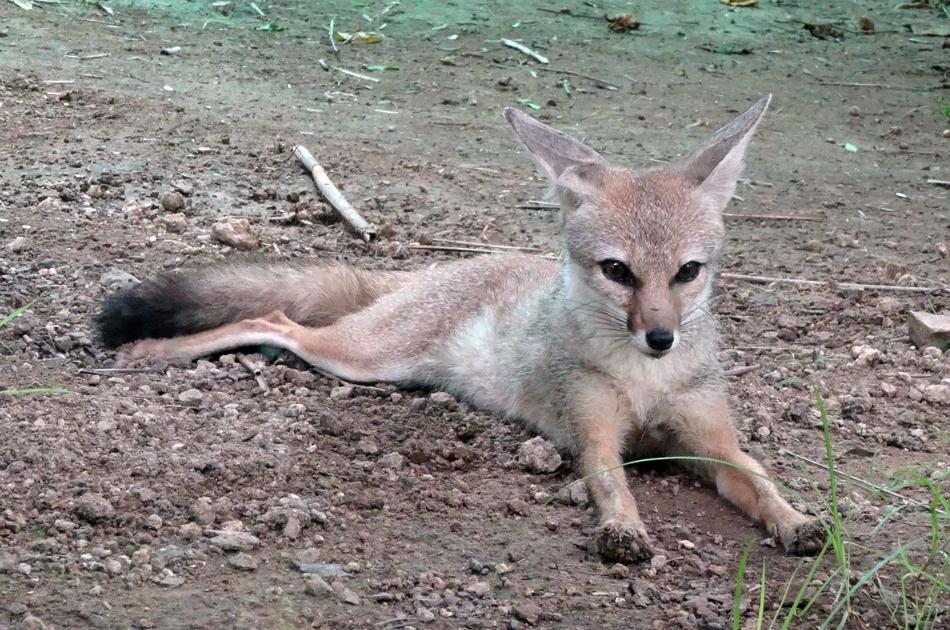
599,259,636,286
674,261,702,283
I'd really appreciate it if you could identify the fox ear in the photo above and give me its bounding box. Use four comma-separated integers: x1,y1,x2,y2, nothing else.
504,108,607,211
679,95,771,212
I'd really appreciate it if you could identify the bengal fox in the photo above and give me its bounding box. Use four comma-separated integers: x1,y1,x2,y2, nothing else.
97,96,824,562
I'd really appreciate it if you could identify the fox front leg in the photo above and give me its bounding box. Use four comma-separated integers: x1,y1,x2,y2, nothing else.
670,390,825,555
570,382,654,563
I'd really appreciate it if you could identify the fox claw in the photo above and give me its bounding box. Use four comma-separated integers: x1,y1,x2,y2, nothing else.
780,518,825,556
595,519,654,564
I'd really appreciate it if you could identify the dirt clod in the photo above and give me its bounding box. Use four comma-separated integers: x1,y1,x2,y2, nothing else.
211,217,258,250
73,493,115,523
516,436,562,473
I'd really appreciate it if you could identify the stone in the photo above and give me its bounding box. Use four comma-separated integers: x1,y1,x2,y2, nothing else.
851,345,881,366
304,574,334,596
178,388,204,408
356,438,379,456
22,615,48,630
179,521,204,538
283,515,301,539
5,236,31,253
74,493,115,523
162,212,188,233
429,391,456,407
211,217,258,250
922,384,950,405
516,436,562,474
331,581,361,605
378,452,405,470
100,267,140,289
144,514,163,530
228,552,258,571
329,385,354,400
465,580,491,597
209,530,260,552
103,558,123,577
513,602,541,625
908,311,950,351
160,191,186,212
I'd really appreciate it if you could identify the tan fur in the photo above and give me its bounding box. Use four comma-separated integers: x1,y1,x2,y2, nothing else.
107,97,824,562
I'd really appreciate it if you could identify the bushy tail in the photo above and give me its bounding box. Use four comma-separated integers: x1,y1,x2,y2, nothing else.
95,263,409,348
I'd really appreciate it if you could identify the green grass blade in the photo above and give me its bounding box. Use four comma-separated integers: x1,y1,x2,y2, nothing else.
819,535,928,630
0,387,67,397
769,557,805,629
815,388,847,567
0,296,40,329
733,545,750,630
781,541,830,629
756,559,767,630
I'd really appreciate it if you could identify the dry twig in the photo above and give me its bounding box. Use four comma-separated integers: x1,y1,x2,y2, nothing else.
721,364,760,378
237,354,269,393
781,449,945,516
501,38,549,64
721,272,936,294
293,145,376,241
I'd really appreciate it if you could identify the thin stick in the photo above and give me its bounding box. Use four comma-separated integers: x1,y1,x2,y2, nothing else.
501,38,549,64
430,238,542,252
722,212,823,222
726,346,801,352
537,7,601,20
79,367,164,375
410,244,940,293
532,65,619,90
328,18,338,55
721,364,760,378
65,53,110,60
331,66,379,82
408,244,520,256
519,202,822,221
721,272,937,294
780,449,945,516
293,145,376,241
237,354,269,393
926,179,950,188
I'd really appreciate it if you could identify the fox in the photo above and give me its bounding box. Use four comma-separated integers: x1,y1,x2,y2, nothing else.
96,95,824,563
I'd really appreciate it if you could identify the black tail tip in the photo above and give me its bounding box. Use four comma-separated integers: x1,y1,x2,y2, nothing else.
95,275,192,348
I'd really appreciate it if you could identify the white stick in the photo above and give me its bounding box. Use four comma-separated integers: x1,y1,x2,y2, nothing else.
332,66,379,83
501,38,549,64
293,145,376,241
721,273,937,293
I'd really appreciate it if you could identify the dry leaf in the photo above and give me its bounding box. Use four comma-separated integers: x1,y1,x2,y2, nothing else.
720,0,757,7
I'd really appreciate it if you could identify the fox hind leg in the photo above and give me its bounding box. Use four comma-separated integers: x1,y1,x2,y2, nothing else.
115,310,402,384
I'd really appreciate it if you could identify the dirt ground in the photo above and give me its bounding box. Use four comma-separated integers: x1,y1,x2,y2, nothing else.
1,1,948,628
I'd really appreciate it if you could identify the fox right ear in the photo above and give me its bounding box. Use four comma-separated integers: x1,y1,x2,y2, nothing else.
504,108,605,180
505,108,607,214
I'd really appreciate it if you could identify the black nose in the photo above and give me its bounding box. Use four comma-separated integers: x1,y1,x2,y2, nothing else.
645,328,675,352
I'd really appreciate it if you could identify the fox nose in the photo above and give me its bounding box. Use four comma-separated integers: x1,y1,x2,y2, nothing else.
645,328,675,352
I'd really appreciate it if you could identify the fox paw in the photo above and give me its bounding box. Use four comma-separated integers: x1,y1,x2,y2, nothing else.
779,518,825,556
114,339,172,368
595,519,654,564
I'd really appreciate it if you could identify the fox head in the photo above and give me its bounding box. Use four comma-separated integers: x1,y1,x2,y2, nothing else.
505,96,770,358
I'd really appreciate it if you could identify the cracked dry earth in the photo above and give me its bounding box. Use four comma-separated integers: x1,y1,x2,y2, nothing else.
1,1,948,629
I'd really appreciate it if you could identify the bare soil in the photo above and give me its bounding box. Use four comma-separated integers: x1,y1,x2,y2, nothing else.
1,1,948,629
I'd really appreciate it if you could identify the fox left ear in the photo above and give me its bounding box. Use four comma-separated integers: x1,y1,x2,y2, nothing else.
679,95,771,212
